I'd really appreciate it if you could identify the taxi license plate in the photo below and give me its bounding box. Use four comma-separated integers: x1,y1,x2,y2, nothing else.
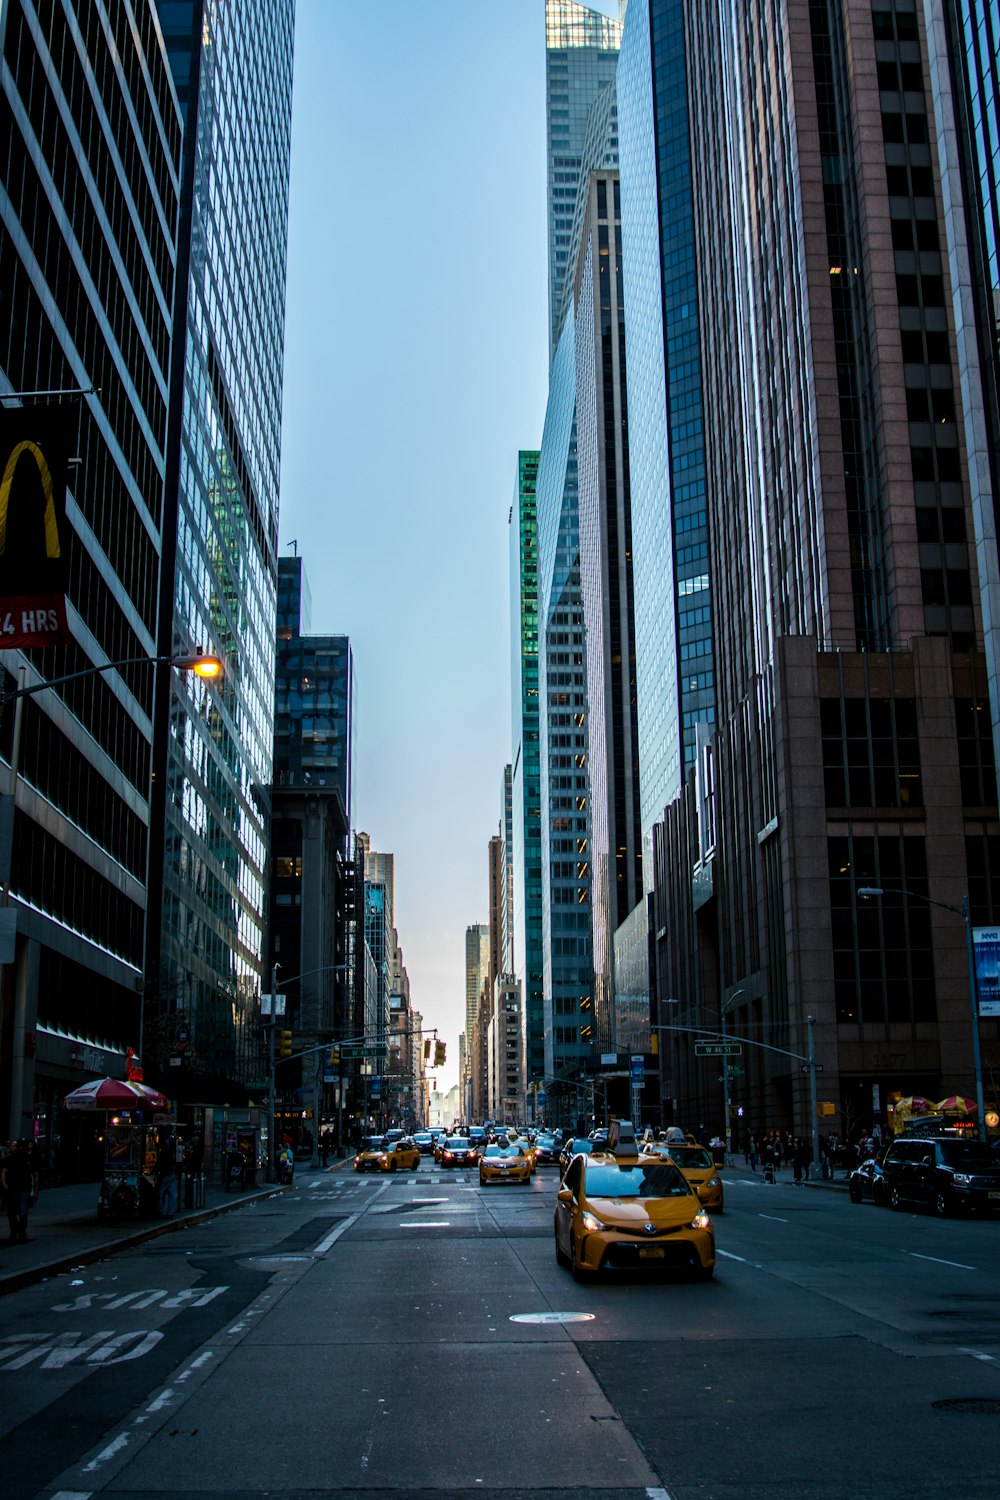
638,1247,664,1259
499,1167,508,1173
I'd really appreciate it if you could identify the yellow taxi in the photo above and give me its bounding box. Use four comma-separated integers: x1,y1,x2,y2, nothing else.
510,1135,538,1174
354,1136,420,1173
433,1133,451,1164
642,1141,724,1212
554,1123,715,1281
479,1142,533,1186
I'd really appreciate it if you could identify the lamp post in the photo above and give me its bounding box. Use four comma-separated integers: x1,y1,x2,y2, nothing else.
2,650,223,1139
667,992,746,1157
858,885,986,1141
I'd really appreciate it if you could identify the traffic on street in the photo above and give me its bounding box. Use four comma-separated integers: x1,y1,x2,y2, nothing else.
3,1133,999,1500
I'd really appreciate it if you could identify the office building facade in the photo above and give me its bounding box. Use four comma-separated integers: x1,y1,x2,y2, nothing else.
509,451,545,1094
144,0,294,1098
0,0,183,1161
651,0,999,1139
617,0,716,843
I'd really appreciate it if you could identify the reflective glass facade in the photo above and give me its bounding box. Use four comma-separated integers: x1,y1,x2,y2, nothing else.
146,0,294,1092
537,317,595,1083
0,0,182,1152
617,0,714,841
509,451,544,1088
546,0,622,359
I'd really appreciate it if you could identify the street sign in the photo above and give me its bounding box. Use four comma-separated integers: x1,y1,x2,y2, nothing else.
342,1045,387,1059
694,1041,742,1057
727,1065,745,1077
174,1024,190,1052
261,993,286,1017
801,1063,824,1074
630,1055,645,1084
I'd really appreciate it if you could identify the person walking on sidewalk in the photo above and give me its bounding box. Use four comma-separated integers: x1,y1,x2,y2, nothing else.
2,1139,39,1243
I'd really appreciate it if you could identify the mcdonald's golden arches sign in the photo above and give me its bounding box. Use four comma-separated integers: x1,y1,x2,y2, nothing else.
0,405,71,647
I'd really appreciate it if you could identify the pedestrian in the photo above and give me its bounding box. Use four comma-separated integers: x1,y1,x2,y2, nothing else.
156,1135,177,1217
2,1138,39,1243
748,1134,758,1172
321,1132,330,1168
761,1138,776,1183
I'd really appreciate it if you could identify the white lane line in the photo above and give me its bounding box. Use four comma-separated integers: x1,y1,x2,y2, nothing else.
647,1488,675,1499
83,1434,130,1473
758,1213,788,1223
177,1351,214,1382
401,1221,450,1227
145,1388,175,1414
957,1346,997,1363
717,1249,746,1262
50,1492,92,1499
907,1251,975,1271
314,1212,359,1255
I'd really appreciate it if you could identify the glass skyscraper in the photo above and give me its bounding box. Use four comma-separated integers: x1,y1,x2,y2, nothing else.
509,451,544,1094
0,0,182,1159
145,0,295,1095
617,0,715,843
545,0,623,360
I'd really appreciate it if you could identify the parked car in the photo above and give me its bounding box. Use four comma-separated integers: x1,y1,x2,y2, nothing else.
881,1136,1000,1216
848,1157,887,1206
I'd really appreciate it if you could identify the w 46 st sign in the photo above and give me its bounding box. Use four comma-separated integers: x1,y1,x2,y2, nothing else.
694,1041,742,1057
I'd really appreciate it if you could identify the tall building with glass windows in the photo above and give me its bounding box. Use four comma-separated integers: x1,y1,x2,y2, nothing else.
536,318,595,1109
0,0,183,1160
617,0,715,847
649,0,999,1143
545,0,624,360
509,451,545,1095
934,0,1000,773
143,1,294,1098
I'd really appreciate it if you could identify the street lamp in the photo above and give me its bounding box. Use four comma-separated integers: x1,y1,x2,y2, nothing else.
266,961,353,1175
2,649,224,1138
857,885,986,1140
667,994,746,1156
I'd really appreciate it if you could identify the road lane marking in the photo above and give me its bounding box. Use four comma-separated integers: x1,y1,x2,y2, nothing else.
758,1213,788,1223
83,1434,130,1473
176,1351,214,1382
717,1249,746,1262
401,1221,450,1227
314,1212,359,1254
647,1489,675,1499
50,1492,92,1499
906,1251,975,1271
957,1346,997,1363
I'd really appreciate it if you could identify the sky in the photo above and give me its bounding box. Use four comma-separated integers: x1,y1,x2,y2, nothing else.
278,0,618,1091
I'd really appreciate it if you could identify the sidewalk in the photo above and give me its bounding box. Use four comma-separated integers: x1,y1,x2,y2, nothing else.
0,1175,291,1298
725,1160,850,1192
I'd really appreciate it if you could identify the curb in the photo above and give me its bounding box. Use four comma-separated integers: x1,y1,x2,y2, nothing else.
0,1184,291,1298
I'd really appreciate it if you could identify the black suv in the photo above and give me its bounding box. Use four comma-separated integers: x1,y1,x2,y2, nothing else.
881,1136,1000,1217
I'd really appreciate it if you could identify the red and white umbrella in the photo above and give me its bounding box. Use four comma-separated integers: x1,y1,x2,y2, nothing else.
62,1077,170,1111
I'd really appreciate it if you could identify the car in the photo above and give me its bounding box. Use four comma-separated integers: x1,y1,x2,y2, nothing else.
533,1134,561,1166
881,1136,1000,1216
413,1132,434,1154
383,1128,405,1144
558,1137,595,1178
439,1136,479,1168
356,1137,420,1173
354,1136,388,1172
479,1142,533,1186
511,1135,538,1172
554,1147,715,1281
642,1141,724,1212
848,1157,887,1206
469,1126,488,1149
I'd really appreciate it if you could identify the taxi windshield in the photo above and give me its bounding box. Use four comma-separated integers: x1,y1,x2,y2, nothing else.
584,1162,691,1199
485,1145,525,1158
667,1146,713,1169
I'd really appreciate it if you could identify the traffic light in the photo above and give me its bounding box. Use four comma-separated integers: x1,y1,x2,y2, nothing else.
423,1039,431,1062
433,1040,446,1068
277,1029,293,1059
327,1044,340,1068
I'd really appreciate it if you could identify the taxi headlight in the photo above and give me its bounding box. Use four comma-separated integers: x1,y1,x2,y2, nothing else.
581,1210,606,1233
706,1176,720,1188
691,1211,713,1231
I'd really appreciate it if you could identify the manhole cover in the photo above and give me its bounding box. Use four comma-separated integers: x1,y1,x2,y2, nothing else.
932,1398,1000,1415
509,1312,595,1325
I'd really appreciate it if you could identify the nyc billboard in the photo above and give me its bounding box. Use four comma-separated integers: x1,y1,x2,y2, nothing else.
0,405,72,647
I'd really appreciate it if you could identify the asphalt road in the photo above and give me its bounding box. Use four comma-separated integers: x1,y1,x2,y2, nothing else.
2,1159,999,1500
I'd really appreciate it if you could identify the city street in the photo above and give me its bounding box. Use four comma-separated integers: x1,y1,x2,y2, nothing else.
1,1159,998,1500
